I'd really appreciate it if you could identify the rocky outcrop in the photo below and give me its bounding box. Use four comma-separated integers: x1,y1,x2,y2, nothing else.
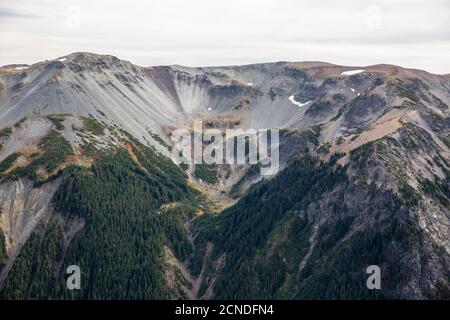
0,178,60,283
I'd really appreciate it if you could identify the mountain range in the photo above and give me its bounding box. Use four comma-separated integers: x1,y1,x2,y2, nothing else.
0,52,449,299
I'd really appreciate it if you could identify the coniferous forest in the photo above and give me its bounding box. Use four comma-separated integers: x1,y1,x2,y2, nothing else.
1,133,450,299
0,144,194,299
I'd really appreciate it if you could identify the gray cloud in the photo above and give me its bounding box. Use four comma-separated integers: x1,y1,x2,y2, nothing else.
0,8,42,19
0,0,449,73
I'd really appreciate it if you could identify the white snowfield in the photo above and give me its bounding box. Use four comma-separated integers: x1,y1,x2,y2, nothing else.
15,66,28,70
58,58,67,62
288,95,311,107
341,69,365,76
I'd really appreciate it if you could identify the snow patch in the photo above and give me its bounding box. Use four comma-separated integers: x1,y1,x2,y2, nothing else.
351,88,360,96
341,69,365,76
58,58,67,62
15,66,28,70
207,107,212,111
246,82,253,86
288,95,311,108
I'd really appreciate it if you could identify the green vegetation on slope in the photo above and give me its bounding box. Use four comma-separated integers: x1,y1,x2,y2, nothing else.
0,127,12,139
196,155,348,299
148,130,172,151
3,130,73,184
80,116,105,136
0,127,13,152
36,130,74,172
294,215,417,299
195,149,441,299
0,220,66,299
0,231,42,299
1,122,449,300
194,163,218,184
396,85,420,103
47,114,67,130
0,152,21,174
0,229,6,269
0,142,194,299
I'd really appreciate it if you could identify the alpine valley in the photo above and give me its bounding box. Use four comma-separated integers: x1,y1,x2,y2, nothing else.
0,52,449,299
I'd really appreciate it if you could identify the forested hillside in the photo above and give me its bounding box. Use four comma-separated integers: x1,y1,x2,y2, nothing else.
194,139,450,299
0,143,195,299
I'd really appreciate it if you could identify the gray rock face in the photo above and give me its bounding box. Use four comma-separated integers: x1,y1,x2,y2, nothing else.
343,94,387,128
0,178,61,283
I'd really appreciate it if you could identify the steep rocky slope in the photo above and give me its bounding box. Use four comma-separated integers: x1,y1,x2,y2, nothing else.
0,53,449,299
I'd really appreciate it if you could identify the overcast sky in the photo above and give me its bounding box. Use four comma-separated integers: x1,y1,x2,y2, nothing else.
1,0,449,73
